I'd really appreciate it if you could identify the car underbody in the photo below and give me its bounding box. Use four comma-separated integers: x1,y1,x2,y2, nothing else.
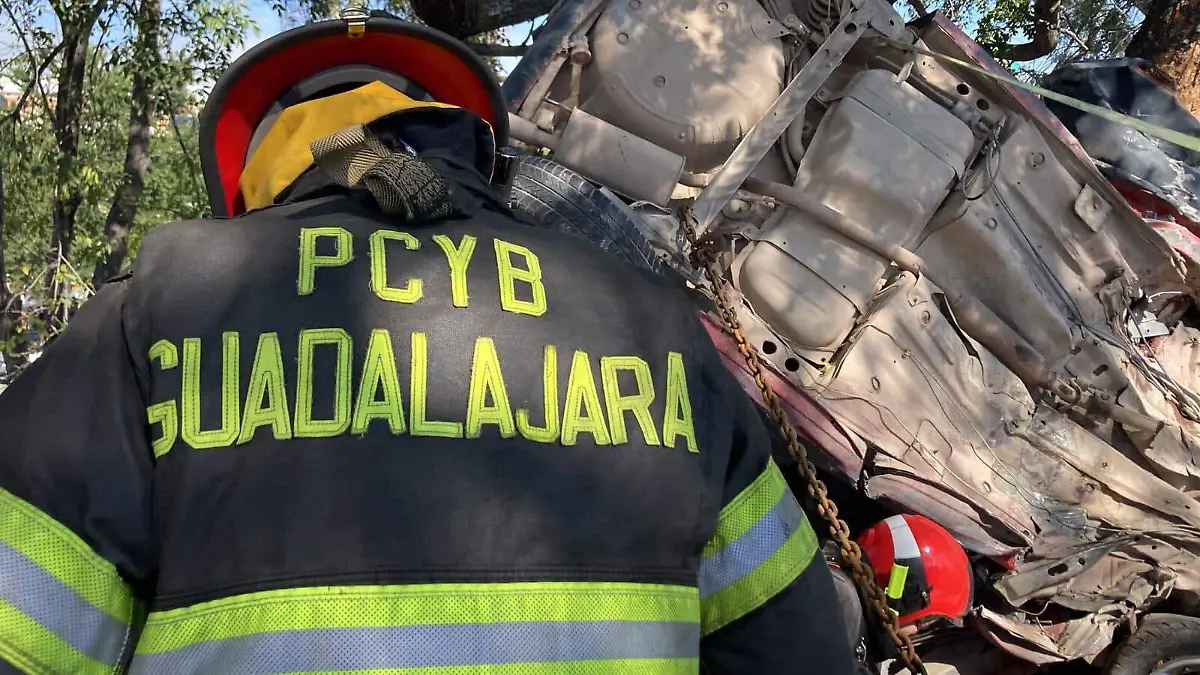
504,0,1200,669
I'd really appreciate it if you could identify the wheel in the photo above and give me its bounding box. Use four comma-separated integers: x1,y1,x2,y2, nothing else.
509,156,665,274
1107,614,1200,675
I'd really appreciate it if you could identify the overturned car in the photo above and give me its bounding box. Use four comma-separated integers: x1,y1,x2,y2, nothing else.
502,0,1200,672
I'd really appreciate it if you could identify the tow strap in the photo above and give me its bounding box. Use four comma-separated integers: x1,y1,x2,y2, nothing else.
880,35,1200,155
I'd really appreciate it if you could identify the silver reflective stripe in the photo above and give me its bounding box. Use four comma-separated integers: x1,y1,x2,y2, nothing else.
886,515,921,560
0,540,129,666
129,620,699,674
698,490,803,600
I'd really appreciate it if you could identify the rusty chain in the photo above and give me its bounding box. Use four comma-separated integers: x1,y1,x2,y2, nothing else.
680,210,926,675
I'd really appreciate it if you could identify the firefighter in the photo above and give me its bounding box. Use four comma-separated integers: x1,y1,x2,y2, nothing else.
0,13,858,675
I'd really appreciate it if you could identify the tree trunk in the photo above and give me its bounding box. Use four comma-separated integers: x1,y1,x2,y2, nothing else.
0,157,22,379
0,157,9,362
989,0,1062,62
44,1,105,326
409,0,559,38
50,21,91,265
1127,0,1200,117
93,0,160,286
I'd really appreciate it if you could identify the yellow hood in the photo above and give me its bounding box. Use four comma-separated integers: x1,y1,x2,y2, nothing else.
239,81,465,211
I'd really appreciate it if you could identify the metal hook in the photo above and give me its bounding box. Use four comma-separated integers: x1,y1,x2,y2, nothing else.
340,2,369,38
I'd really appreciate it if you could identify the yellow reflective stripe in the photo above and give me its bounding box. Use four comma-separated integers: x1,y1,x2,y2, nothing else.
701,516,817,635
702,459,789,560
699,460,819,635
0,487,135,622
0,598,113,675
132,582,699,674
886,564,909,600
280,659,699,675
136,582,698,654
0,488,136,671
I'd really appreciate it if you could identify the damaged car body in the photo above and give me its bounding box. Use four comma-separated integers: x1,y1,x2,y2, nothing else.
503,0,1200,669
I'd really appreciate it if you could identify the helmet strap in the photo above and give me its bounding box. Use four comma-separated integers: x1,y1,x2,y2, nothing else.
310,124,457,222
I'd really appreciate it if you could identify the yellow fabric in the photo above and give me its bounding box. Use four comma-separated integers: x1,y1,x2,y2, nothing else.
239,81,461,211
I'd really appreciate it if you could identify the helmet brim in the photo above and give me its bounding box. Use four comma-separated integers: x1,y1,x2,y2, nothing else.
199,18,508,217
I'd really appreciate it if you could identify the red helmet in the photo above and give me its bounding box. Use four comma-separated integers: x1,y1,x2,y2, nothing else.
856,514,972,626
199,11,508,218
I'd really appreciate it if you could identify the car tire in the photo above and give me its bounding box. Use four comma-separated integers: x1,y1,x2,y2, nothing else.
1107,614,1200,675
509,156,665,274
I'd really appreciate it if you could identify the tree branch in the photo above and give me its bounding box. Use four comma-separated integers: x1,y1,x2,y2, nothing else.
468,42,530,57
165,91,204,208
1060,24,1089,52
0,158,8,356
0,43,63,126
409,0,560,39
988,0,1062,62
0,0,57,118
906,0,930,18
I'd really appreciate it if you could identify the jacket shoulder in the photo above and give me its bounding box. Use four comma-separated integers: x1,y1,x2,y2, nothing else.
135,218,223,264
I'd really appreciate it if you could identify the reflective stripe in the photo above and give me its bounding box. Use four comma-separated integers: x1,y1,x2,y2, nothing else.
0,541,130,666
699,489,803,599
699,460,818,635
885,515,921,560
132,582,699,675
281,660,698,675
0,488,135,673
886,564,910,600
132,621,697,673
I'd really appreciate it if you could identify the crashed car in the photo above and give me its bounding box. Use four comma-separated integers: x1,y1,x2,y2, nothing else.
500,0,1200,672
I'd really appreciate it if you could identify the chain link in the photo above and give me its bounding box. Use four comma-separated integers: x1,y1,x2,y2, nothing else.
681,210,925,675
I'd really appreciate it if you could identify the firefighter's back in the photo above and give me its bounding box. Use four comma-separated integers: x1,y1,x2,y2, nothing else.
0,189,858,675
133,194,719,641
15,191,751,673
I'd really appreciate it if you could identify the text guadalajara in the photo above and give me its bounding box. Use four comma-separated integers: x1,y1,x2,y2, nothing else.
143,227,699,456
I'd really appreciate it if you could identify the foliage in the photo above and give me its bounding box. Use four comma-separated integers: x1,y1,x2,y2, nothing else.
2,47,131,320
0,0,511,381
917,0,1142,76
0,0,250,379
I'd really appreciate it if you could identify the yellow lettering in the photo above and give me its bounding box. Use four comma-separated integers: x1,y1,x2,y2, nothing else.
351,329,407,435
147,339,179,458
465,337,515,438
433,234,477,308
370,230,423,304
181,332,241,449
294,328,353,438
410,331,464,438
494,239,547,317
561,350,611,446
298,227,352,296
600,356,661,446
517,345,560,443
663,351,697,453
238,332,292,444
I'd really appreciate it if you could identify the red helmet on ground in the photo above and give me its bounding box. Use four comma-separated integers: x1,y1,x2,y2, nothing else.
856,514,972,626
199,10,508,218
